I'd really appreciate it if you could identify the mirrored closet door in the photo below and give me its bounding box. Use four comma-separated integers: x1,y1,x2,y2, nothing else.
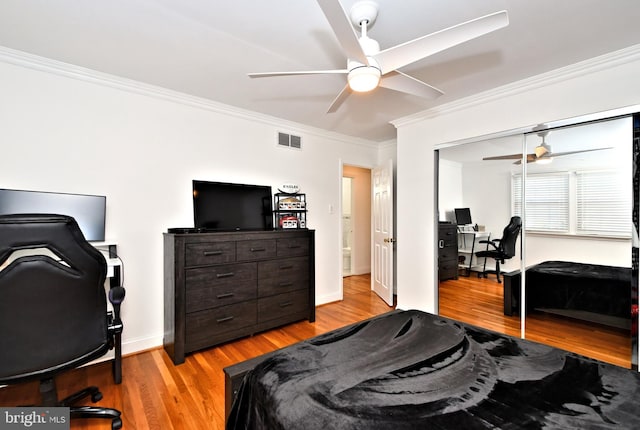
437,110,639,369
437,133,524,338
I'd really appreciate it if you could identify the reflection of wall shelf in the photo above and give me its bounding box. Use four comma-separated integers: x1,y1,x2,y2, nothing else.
274,193,307,229
458,230,491,276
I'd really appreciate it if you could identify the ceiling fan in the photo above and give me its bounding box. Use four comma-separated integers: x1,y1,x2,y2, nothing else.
248,0,509,113
483,127,613,164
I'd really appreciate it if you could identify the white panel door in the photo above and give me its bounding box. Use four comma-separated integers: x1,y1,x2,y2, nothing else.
372,159,394,306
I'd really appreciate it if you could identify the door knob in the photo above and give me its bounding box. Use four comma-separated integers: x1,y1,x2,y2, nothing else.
383,238,396,243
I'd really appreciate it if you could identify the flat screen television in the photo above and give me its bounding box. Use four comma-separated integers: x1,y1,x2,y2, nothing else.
0,188,107,241
193,180,273,231
454,208,472,226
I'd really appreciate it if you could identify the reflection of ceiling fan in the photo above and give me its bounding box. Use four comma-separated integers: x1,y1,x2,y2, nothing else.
248,0,509,113
483,128,612,164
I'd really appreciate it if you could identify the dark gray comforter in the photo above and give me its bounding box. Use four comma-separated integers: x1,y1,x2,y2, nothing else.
227,310,640,429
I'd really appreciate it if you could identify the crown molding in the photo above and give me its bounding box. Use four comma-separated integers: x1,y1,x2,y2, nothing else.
0,46,379,149
392,43,640,128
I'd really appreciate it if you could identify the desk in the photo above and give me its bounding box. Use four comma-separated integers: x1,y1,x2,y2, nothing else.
457,231,491,276
92,241,122,288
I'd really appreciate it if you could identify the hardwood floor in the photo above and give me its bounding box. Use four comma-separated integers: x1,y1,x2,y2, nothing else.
0,274,394,430
0,273,630,429
439,274,632,368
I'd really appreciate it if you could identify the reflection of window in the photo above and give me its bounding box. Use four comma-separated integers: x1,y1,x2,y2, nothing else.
576,171,631,236
512,170,631,237
513,173,569,232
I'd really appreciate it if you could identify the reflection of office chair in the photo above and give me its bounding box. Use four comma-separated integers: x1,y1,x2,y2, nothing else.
0,214,125,429
475,216,522,283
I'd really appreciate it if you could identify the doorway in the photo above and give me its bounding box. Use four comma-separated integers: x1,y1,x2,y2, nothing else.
342,165,372,280
342,176,353,276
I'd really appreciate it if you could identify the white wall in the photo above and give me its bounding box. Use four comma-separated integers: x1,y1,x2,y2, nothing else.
0,53,379,355
395,45,640,312
437,159,463,222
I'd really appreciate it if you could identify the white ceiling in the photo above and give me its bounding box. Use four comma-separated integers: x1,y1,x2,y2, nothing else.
1,0,639,142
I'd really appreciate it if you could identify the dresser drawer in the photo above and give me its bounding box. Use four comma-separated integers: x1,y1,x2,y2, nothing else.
185,263,256,312
186,301,257,347
258,257,309,297
258,289,309,322
186,242,236,267
237,239,277,261
439,246,458,262
276,237,309,257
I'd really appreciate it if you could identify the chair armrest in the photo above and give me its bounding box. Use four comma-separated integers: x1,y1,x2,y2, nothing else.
109,286,126,306
108,286,125,330
478,239,500,250
107,286,125,385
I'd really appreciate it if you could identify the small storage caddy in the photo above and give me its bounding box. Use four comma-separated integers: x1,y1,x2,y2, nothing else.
273,192,307,229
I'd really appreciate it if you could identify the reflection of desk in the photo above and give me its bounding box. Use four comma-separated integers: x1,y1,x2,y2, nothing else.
457,231,491,276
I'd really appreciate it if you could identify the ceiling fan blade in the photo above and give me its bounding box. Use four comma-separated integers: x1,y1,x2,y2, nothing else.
483,153,525,161
513,154,538,165
550,147,614,157
379,71,444,99
327,84,351,113
248,69,348,78
373,10,509,74
317,0,369,65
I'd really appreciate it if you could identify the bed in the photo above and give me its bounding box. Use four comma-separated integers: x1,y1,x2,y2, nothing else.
224,309,640,429
503,260,632,329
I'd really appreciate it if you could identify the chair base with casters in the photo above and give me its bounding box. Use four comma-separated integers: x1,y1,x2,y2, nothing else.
15,304,125,430
38,377,122,430
476,258,505,283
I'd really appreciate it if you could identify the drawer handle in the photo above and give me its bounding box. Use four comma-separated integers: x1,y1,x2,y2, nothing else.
279,282,293,288
216,316,234,323
217,292,235,299
216,272,235,278
279,301,293,308
203,250,223,256
288,244,301,249
279,264,294,270
250,247,266,252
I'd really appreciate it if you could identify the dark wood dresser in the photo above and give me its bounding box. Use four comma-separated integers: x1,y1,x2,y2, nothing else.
438,222,458,281
163,229,315,364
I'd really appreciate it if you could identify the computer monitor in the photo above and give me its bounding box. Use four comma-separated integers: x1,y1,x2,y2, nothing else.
0,188,106,241
454,208,472,226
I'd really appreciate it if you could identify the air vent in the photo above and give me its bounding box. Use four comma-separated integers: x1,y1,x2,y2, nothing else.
277,132,302,150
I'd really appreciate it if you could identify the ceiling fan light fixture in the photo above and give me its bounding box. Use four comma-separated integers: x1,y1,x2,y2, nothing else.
348,66,381,92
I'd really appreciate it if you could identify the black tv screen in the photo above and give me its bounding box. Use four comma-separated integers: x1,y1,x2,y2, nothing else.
0,188,106,241
193,180,273,231
455,208,472,226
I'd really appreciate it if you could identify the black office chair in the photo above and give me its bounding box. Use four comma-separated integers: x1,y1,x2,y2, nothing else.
0,214,125,429
475,216,522,283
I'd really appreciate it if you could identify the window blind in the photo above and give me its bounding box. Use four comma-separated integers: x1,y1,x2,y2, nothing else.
513,173,569,232
576,171,631,236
